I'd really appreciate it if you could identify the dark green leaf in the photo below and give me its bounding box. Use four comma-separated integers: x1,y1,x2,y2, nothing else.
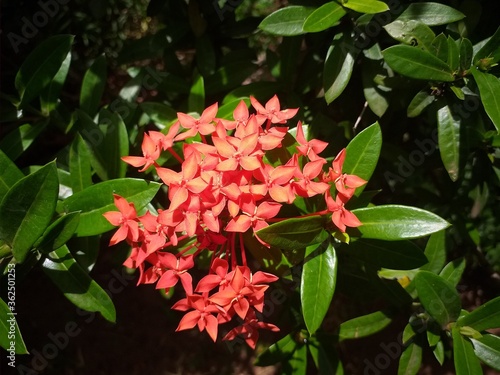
0,149,23,202
457,296,500,332
431,34,449,62
0,297,28,354
352,205,450,240
80,54,107,117
437,104,461,181
97,109,129,179
439,257,466,287
362,60,390,117
343,122,382,195
285,343,307,375
42,245,116,322
0,121,48,161
217,98,250,120
471,334,500,371
40,51,71,114
69,134,92,194
255,333,297,366
301,240,337,335
407,90,435,118
420,230,446,274
447,36,460,72
140,102,177,126
398,341,422,375
205,61,256,95
383,20,435,51
473,26,500,66
0,162,58,263
382,45,455,82
338,310,392,340
452,327,483,375
459,38,473,72
470,68,500,132
223,82,283,104
259,6,314,36
396,3,465,26
342,0,389,14
433,339,445,365
347,239,428,270
257,216,328,252
308,336,343,375
303,2,346,33
36,212,81,254
15,35,74,108
57,178,161,237
188,71,205,114
414,271,461,327
195,34,216,76
324,33,359,104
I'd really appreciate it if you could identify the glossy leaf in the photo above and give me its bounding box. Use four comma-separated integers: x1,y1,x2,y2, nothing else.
80,54,107,117
257,216,328,252
97,109,129,179
396,3,465,26
42,245,116,322
431,34,449,62
40,51,71,114
35,212,81,254
0,161,59,263
459,38,473,72
414,271,461,327
437,104,461,181
352,205,450,240
447,36,460,72
457,296,500,332
382,45,455,82
433,339,445,365
259,6,314,36
308,335,343,374
255,333,297,366
188,71,205,114
0,121,48,161
69,134,92,194
303,2,346,33
420,230,446,274
383,20,435,51
452,327,483,375
473,26,500,66
205,61,256,95
362,60,391,117
57,178,161,237
470,68,500,132
343,122,382,196
301,240,337,335
398,341,422,375
341,0,389,14
15,35,74,108
347,239,428,270
471,334,500,371
0,297,28,354
439,257,466,287
338,310,392,340
140,102,177,126
286,343,308,375
324,33,359,104
0,149,23,202
407,90,435,118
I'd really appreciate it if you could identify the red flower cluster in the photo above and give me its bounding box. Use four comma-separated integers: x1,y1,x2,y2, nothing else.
103,95,366,348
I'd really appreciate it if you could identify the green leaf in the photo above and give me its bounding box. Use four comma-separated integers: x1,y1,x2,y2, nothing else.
324,33,359,104
343,122,382,195
431,34,449,62
447,36,460,72
97,109,129,179
457,296,500,332
407,90,435,118
195,34,216,76
205,61,256,95
0,296,28,354
473,26,500,66
338,310,392,340
259,6,314,36
459,38,473,72
217,98,250,120
0,149,23,202
398,341,422,375
341,0,389,14
452,327,483,375
0,121,48,161
382,45,455,82
188,71,205,114
40,51,71,114
69,134,92,194
470,68,500,132
0,162,59,263
362,60,391,117
396,3,465,26
352,205,450,240
57,178,161,237
80,54,107,117
471,334,500,371
303,2,346,33
439,257,466,287
437,103,461,181
420,230,446,274
433,339,445,365
255,333,297,366
257,216,328,252
35,212,81,254
140,102,177,126
383,20,435,51
15,35,74,108
308,336,343,374
414,271,461,327
301,240,337,335
347,239,427,270
42,245,116,322
223,82,283,104
285,343,307,375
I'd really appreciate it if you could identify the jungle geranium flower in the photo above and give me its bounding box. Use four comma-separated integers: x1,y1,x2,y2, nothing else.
102,194,140,245
156,253,195,295
250,95,298,124
325,191,362,232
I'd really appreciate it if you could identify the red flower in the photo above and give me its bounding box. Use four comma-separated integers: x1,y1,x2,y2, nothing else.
102,194,140,245
295,121,328,161
174,294,221,342
325,191,362,232
175,102,218,140
223,310,279,349
250,95,298,124
156,253,195,295
121,133,160,172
